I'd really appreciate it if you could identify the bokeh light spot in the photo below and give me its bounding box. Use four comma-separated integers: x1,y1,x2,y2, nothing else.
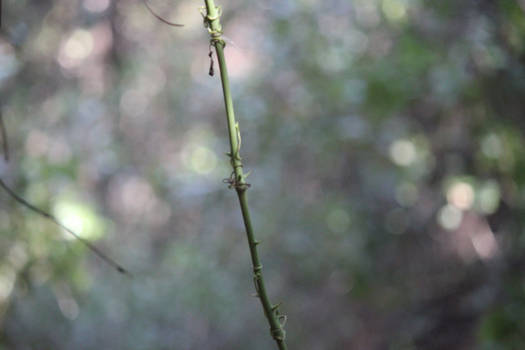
54,201,104,241
382,0,407,21
481,133,503,159
83,0,110,13
390,139,416,166
58,296,80,320
438,204,463,231
395,182,418,207
447,181,474,210
183,146,217,175
58,29,94,68
477,181,501,214
471,229,498,260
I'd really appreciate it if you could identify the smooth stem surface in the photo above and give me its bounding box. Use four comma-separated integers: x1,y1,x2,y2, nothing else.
202,1,288,349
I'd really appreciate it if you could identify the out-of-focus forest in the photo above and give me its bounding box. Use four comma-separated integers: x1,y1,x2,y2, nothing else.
1,0,525,349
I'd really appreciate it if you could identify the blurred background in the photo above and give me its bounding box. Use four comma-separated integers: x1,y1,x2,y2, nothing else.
1,0,525,349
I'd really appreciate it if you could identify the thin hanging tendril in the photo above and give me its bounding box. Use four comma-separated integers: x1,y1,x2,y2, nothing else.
208,47,215,76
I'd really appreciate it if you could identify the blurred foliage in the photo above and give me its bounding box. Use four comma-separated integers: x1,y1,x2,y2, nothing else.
1,0,525,349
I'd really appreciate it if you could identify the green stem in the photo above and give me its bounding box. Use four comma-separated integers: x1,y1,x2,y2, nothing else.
202,1,288,349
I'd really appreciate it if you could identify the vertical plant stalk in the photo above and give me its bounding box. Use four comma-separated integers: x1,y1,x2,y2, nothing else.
202,1,288,349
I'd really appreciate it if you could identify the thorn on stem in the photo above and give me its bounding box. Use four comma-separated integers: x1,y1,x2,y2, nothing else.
278,315,288,326
271,302,282,312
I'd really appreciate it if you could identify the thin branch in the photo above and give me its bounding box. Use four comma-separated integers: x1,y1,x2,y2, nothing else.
0,178,130,275
0,113,9,162
202,2,288,349
142,0,184,27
